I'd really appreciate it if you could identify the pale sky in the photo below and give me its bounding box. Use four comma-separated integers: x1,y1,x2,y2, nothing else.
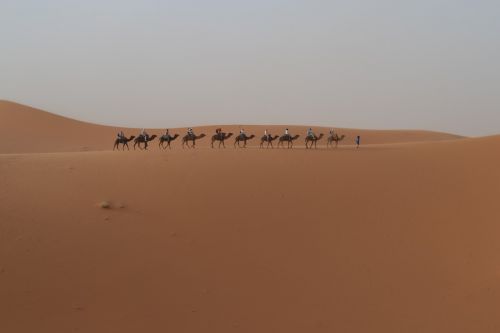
1,0,499,135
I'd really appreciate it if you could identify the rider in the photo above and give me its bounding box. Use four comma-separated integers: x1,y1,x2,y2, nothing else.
216,128,222,139
307,127,315,139
329,128,334,136
165,129,170,137
264,129,270,140
187,127,194,137
240,128,245,138
141,128,149,141
117,130,125,140
285,128,290,138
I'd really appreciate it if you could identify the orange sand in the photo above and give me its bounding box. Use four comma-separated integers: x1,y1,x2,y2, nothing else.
0,101,499,332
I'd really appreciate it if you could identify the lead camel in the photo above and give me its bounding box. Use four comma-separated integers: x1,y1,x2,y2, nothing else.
326,134,345,148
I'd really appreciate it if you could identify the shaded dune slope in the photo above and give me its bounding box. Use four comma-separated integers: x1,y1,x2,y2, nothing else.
0,100,463,153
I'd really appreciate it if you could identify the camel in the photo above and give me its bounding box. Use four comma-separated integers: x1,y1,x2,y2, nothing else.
211,132,233,148
234,134,255,148
277,134,300,149
182,133,206,148
113,136,135,151
327,134,346,148
158,134,179,150
260,135,279,149
133,135,157,150
305,133,324,149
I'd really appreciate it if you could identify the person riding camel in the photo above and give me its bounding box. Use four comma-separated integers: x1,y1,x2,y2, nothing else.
240,128,246,139
264,129,270,141
117,131,125,141
187,127,194,138
285,128,290,138
165,129,170,137
216,128,222,139
329,128,334,136
140,128,149,141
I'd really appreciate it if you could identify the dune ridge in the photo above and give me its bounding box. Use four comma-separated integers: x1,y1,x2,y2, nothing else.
1,100,499,333
0,100,463,154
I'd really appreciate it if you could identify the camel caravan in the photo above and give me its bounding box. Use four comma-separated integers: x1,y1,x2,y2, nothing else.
113,127,348,150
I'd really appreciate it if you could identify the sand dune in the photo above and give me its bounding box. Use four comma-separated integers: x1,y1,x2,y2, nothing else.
0,100,463,153
1,101,499,332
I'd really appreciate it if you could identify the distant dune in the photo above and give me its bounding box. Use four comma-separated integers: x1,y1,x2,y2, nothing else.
1,100,499,333
0,100,463,153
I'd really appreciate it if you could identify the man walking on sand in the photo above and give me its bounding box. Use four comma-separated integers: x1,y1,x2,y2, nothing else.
356,135,361,148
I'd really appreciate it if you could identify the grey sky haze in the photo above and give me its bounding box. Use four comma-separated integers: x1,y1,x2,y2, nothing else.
1,0,499,135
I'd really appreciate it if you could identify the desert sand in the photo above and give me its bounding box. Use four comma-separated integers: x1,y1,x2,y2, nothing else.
1,100,499,332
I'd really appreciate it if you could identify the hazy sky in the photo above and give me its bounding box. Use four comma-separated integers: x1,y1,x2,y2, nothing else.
1,0,499,135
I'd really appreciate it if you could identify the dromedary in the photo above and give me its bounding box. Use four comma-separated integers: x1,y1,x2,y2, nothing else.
327,134,346,148
211,132,233,148
133,135,157,150
305,133,324,149
277,134,300,149
234,134,255,148
158,134,179,150
182,133,206,148
113,136,135,151
260,135,279,149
